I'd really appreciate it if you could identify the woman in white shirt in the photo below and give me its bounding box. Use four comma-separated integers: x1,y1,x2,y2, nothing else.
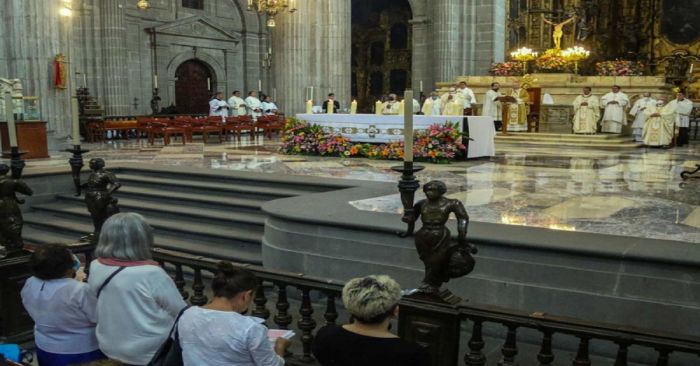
178,262,289,366
88,213,187,365
21,244,105,366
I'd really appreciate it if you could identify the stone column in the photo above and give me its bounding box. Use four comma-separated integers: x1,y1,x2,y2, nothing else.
473,0,506,74
272,0,351,114
432,0,462,83
410,16,431,95
100,0,130,115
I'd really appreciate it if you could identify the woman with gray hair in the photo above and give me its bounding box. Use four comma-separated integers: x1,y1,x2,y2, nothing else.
87,212,187,365
312,275,430,366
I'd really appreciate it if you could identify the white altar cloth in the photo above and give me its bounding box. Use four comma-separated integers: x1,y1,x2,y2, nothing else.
465,116,496,158
295,114,462,143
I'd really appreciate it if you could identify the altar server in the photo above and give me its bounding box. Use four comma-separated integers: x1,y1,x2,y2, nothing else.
629,92,657,142
382,94,401,115
666,91,694,146
482,82,503,130
209,92,229,121
261,95,279,115
601,85,629,133
457,81,477,115
227,90,247,116
572,87,600,134
245,91,263,119
506,81,529,132
642,98,675,147
422,92,442,116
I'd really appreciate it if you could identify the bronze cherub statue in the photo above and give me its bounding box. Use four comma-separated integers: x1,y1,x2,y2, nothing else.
0,163,33,256
402,180,477,304
81,158,121,243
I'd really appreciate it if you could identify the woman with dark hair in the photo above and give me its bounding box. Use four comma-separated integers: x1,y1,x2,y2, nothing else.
312,275,430,366
177,261,289,366
21,244,105,366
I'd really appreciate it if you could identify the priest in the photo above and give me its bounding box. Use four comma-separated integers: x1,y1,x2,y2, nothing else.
457,81,477,115
381,94,401,115
482,82,504,131
440,85,464,110
629,92,657,143
600,85,629,133
422,92,442,116
666,91,694,147
642,97,674,147
506,80,529,132
208,92,229,122
442,94,463,116
572,87,600,134
245,91,263,119
227,90,247,116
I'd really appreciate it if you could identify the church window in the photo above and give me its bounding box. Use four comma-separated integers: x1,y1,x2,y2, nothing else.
390,24,408,49
182,0,204,10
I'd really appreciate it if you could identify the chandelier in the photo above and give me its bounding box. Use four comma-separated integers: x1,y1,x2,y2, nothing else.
247,0,298,28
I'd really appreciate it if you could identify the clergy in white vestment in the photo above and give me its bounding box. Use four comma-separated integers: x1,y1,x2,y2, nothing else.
482,82,504,130
208,92,229,122
442,95,463,116
572,87,600,134
261,96,279,115
506,81,529,132
600,85,630,133
629,92,657,142
381,94,401,115
227,90,247,116
457,81,477,114
422,92,442,116
666,91,694,146
440,86,464,111
245,91,263,119
412,99,421,114
642,98,675,147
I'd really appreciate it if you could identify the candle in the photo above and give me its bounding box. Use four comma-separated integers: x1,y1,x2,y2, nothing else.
398,100,405,116
258,79,262,92
306,100,313,114
4,92,17,147
423,98,433,116
207,78,211,90
82,73,87,87
71,96,80,146
154,74,158,89
690,63,695,75
350,100,357,115
273,88,277,101
403,90,414,162
420,80,423,92
375,100,383,115
327,99,334,114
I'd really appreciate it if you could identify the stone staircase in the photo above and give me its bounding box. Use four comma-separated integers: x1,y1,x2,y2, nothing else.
22,168,336,265
495,132,640,149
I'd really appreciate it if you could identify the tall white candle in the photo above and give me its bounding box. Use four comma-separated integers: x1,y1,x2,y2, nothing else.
404,90,414,162
420,80,423,92
258,79,262,92
207,78,211,90
71,96,80,146
4,92,17,147
154,74,158,89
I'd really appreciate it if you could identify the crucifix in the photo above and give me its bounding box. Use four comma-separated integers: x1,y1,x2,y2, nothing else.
542,14,576,50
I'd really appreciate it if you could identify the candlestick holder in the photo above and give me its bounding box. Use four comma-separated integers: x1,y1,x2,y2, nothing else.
64,145,90,196
2,147,26,179
391,161,425,237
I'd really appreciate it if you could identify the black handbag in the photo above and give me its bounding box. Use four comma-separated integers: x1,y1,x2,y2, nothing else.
147,306,191,366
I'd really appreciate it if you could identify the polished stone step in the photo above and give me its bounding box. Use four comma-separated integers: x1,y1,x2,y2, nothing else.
114,186,266,212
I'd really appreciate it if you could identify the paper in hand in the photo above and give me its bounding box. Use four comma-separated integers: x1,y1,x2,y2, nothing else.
268,329,296,342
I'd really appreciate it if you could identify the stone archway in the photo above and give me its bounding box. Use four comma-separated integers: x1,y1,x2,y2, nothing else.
174,59,214,114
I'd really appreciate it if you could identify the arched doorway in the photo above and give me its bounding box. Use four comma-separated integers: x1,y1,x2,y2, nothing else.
175,60,213,114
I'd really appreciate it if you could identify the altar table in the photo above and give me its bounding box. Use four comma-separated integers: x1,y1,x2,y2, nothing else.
295,114,463,143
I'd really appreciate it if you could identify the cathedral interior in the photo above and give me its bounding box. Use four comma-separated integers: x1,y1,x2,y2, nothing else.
0,1,699,365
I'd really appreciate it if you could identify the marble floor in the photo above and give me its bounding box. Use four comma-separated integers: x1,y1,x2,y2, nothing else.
14,135,700,244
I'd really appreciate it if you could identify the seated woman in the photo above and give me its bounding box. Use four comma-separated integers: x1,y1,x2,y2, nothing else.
178,261,289,366
21,244,105,366
312,275,431,366
88,213,187,365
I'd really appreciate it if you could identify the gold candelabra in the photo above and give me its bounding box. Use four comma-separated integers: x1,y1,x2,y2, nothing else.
510,47,538,75
247,0,298,28
136,0,150,10
562,46,590,75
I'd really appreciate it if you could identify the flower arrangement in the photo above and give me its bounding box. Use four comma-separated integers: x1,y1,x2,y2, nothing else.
535,49,571,73
489,61,524,76
595,60,645,76
281,119,466,163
